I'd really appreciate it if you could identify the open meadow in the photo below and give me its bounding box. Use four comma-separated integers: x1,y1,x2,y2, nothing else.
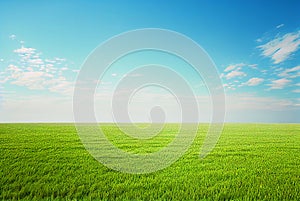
0,123,299,200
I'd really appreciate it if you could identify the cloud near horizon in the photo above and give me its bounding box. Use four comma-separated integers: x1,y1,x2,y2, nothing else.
1,26,300,123
267,78,291,90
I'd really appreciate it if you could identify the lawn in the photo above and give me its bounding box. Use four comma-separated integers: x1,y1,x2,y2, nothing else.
0,123,299,200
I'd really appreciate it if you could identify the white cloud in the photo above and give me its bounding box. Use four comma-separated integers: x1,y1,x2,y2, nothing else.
7,67,74,95
13,46,36,54
224,63,245,72
55,57,66,61
223,83,236,90
10,71,46,90
54,57,66,63
258,31,300,64
28,58,44,65
267,78,291,89
278,65,300,78
249,64,258,69
256,38,262,43
72,69,80,73
45,59,56,63
112,73,117,77
48,78,74,95
261,69,268,74
292,89,300,93
224,65,237,72
225,70,247,79
1,45,74,96
244,77,264,86
9,34,16,40
222,63,259,80
276,24,284,29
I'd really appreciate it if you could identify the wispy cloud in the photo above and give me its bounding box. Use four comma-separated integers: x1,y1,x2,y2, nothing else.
278,65,300,78
72,69,80,73
223,83,236,91
258,30,300,64
222,63,260,81
224,63,245,72
276,24,284,29
256,38,262,43
9,34,16,40
244,77,264,86
224,70,246,80
292,89,300,93
248,64,258,69
267,78,291,90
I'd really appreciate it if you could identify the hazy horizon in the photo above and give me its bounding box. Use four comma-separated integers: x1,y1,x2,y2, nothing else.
0,1,299,123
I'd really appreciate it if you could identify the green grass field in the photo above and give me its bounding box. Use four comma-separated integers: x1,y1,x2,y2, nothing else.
0,123,299,200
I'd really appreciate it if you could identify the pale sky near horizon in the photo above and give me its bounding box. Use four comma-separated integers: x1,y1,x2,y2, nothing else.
0,0,299,123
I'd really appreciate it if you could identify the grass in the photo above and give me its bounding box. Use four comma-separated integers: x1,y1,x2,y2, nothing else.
0,123,299,200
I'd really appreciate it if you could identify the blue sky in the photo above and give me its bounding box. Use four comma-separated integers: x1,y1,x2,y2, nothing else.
0,0,299,122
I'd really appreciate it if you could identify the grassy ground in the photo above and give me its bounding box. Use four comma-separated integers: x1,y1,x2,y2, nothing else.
0,123,299,200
